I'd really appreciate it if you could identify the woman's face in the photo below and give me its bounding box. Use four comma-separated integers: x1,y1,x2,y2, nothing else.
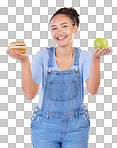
50,14,78,48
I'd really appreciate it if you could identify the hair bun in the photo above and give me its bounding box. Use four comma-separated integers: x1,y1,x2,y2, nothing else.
49,7,80,27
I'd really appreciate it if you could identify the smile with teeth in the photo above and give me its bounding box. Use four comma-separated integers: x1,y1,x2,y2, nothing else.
57,36,67,41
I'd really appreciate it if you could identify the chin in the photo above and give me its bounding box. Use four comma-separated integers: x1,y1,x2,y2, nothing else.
57,42,73,48
56,43,68,47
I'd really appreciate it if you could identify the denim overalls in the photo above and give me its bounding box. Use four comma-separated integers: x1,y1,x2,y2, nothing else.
30,47,90,148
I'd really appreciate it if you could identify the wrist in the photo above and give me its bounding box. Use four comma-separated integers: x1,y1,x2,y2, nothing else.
91,53,100,61
21,56,29,64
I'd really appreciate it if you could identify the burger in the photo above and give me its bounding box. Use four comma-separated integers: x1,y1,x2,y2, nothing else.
8,42,26,54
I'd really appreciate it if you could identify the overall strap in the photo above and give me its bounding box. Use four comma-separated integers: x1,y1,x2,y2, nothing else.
47,47,54,68
73,47,82,108
73,47,80,67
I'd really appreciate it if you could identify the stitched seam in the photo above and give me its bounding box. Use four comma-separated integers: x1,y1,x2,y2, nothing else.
83,114,89,128
49,80,77,101
31,116,40,130
42,68,49,108
49,97,76,102
61,119,69,139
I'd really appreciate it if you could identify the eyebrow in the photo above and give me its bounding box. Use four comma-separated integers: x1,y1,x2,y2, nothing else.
51,22,69,28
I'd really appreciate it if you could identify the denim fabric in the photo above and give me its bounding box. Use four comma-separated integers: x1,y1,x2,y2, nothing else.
30,47,90,148
31,47,91,109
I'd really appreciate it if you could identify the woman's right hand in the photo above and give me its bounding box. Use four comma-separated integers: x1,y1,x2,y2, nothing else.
6,49,29,63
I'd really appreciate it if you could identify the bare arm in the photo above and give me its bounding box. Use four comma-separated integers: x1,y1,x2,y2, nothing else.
86,55,100,95
86,47,113,95
21,57,39,100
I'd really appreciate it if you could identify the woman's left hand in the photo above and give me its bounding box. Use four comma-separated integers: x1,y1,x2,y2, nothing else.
92,47,113,59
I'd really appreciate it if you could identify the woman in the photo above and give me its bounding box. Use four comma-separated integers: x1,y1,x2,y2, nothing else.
6,7,112,148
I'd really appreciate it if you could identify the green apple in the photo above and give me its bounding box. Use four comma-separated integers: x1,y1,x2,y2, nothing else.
94,38,108,49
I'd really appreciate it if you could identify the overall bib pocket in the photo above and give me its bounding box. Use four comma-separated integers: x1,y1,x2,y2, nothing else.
49,80,77,102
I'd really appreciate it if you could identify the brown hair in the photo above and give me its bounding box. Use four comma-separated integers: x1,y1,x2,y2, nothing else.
49,7,80,28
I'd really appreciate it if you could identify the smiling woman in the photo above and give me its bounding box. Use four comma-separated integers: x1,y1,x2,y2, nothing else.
30,7,92,148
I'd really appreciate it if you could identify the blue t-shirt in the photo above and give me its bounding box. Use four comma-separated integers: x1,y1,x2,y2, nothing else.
31,47,91,109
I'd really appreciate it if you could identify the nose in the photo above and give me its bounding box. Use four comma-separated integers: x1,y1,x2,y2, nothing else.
56,28,63,35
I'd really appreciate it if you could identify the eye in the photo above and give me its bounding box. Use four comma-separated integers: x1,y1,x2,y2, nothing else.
62,25,68,28
52,28,57,30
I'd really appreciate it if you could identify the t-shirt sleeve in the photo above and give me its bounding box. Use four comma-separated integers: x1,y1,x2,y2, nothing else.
31,50,43,85
83,51,91,81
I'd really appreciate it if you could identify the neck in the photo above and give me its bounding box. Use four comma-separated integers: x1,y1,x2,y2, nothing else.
55,42,73,59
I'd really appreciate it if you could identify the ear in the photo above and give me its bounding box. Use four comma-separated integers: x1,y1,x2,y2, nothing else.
73,25,78,34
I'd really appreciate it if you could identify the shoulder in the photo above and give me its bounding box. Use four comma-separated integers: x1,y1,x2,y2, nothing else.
78,48,91,56
33,47,49,59
33,47,54,63
76,47,91,59
74,47,91,65
74,47,90,54
32,48,48,65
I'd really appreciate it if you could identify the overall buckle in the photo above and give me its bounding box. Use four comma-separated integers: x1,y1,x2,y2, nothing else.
74,110,78,118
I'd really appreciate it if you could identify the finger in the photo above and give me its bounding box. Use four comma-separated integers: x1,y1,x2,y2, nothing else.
10,50,21,56
95,48,101,53
11,51,18,55
98,47,108,55
6,49,11,54
100,47,112,56
94,48,106,57
7,51,19,59
15,52,22,55
95,49,104,57
12,51,25,56
105,48,113,55
103,47,111,54
12,52,21,58
7,52,16,59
